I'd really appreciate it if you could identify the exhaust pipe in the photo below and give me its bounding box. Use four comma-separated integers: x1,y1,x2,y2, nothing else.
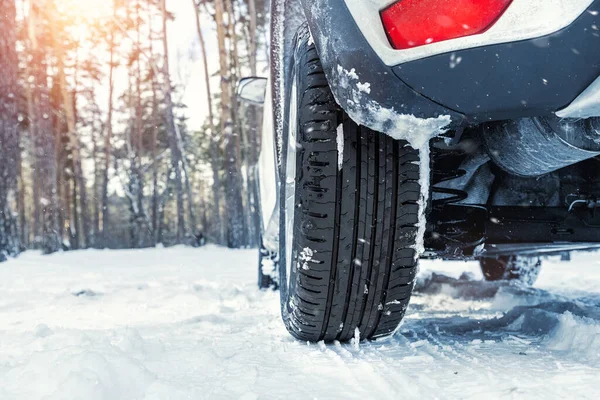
483,116,600,177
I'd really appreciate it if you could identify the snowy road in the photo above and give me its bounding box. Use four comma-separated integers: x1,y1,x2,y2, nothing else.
1,246,600,399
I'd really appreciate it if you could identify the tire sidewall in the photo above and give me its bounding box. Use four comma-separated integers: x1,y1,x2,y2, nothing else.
278,34,302,321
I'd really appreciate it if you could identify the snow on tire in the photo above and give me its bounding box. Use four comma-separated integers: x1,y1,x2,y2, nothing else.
278,24,421,342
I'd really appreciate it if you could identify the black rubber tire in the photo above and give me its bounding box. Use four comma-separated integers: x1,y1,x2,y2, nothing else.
278,25,421,342
258,239,278,290
480,256,542,286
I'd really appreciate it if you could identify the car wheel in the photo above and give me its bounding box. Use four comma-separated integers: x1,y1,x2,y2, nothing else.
278,24,422,342
480,255,542,286
258,238,278,290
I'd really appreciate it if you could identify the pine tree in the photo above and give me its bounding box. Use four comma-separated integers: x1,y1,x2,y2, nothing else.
0,0,21,261
29,1,61,254
161,0,187,243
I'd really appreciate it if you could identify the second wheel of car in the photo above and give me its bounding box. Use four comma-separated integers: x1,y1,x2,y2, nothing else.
278,24,423,342
480,255,542,286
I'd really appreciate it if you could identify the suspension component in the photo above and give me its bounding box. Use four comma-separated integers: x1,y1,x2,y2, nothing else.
430,140,468,208
424,137,486,258
566,194,599,214
483,116,600,177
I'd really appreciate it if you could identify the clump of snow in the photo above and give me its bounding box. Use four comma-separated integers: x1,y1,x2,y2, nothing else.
544,312,600,362
33,324,53,338
352,327,361,350
260,256,277,278
367,107,449,150
356,82,371,94
336,123,344,170
299,247,315,270
338,66,359,80
334,65,451,150
415,144,431,255
449,53,463,69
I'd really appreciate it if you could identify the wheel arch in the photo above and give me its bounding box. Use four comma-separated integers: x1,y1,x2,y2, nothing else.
299,0,464,138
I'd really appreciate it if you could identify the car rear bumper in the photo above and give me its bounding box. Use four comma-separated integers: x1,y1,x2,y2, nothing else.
302,0,600,131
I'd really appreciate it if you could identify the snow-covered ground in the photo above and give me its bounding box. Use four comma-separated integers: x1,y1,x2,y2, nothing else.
1,246,600,399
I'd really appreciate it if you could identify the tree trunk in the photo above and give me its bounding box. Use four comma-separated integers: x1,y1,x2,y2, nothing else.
73,48,91,248
247,0,261,246
29,2,61,254
192,0,224,244
248,0,257,76
125,0,148,248
0,0,21,260
161,0,186,242
57,43,91,248
148,2,160,245
71,172,80,250
179,146,197,239
36,82,60,253
214,0,229,238
91,100,102,245
101,3,117,247
227,0,247,246
135,0,148,247
150,111,159,245
17,143,26,247
199,180,208,235
218,0,246,248
23,11,41,244
55,134,66,247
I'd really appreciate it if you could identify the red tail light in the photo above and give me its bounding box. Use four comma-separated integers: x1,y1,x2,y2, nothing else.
381,0,513,50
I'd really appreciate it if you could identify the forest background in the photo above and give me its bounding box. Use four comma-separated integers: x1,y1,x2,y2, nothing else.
0,0,269,261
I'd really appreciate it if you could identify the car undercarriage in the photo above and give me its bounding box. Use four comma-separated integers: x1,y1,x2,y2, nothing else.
426,118,600,261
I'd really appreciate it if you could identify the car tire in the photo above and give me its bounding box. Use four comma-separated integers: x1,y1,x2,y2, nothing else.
258,238,278,290
278,24,422,342
480,256,542,286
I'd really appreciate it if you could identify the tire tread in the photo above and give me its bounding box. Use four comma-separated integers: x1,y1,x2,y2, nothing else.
282,25,420,342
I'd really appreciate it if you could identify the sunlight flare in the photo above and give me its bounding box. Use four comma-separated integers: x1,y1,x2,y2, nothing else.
58,0,113,21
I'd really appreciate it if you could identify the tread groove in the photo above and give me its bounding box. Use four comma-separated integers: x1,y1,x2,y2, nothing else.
372,140,399,337
358,134,380,332
337,121,360,341
319,128,343,341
